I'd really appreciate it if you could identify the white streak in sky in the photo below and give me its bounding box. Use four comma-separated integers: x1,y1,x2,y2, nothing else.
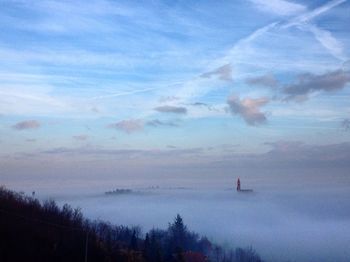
302,24,346,61
91,87,157,100
249,0,306,16
281,0,347,61
283,0,347,27
174,0,348,113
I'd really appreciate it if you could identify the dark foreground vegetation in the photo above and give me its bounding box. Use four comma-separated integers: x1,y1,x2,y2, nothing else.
0,186,263,262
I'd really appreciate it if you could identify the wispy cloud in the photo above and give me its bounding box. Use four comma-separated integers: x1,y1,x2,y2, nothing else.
39,146,205,160
91,87,157,100
261,141,350,168
344,60,350,70
281,0,347,61
249,0,306,16
188,102,220,113
245,74,279,88
158,96,180,103
146,119,179,127
154,105,187,114
284,0,347,27
0,88,71,116
2,0,138,34
14,141,350,170
299,24,346,61
12,120,40,130
284,69,350,101
41,147,143,156
264,140,304,152
341,118,350,131
191,102,209,107
200,64,233,81
227,96,269,126
73,135,89,141
205,142,350,169
108,119,144,134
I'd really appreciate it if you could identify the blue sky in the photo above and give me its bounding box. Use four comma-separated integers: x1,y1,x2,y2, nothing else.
0,0,350,177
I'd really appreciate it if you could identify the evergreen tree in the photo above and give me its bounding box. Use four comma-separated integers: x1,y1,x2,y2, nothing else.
150,231,163,262
143,233,150,260
129,230,138,250
168,214,188,257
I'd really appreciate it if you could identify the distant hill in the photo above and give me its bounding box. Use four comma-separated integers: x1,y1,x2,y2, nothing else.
0,186,263,262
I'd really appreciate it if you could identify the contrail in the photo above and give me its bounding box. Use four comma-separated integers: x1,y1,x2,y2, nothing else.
281,0,347,61
283,0,347,28
174,0,348,103
91,87,157,100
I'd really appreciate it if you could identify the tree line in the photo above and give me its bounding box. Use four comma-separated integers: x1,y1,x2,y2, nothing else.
0,186,263,262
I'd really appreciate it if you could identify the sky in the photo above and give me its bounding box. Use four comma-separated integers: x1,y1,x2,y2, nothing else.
0,0,350,186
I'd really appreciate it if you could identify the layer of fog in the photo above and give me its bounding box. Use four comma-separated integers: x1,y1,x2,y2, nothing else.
3,168,350,262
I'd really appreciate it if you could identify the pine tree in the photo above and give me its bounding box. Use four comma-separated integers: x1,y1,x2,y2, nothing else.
129,230,138,250
168,214,188,255
143,233,150,260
